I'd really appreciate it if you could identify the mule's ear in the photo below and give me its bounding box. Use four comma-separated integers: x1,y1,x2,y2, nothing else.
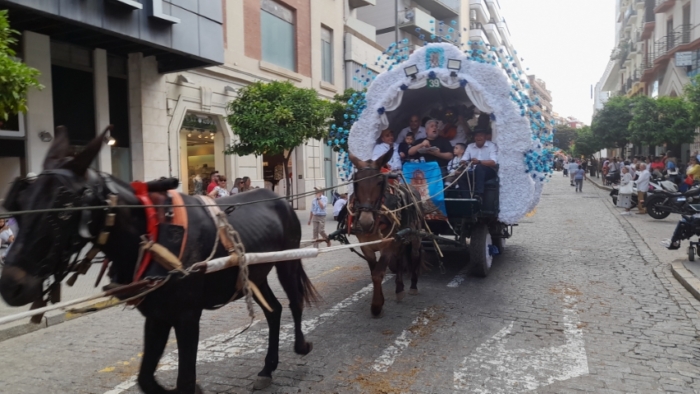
43,126,72,170
374,146,393,169
348,153,365,169
64,125,113,176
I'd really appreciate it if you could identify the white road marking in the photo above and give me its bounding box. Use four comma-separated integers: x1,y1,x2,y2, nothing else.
447,269,468,288
372,306,437,372
105,275,393,394
454,294,589,393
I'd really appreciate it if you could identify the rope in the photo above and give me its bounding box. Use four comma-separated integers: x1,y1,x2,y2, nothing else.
1,174,384,217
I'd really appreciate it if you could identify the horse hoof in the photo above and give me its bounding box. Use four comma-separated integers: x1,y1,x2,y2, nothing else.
295,341,313,355
195,383,205,394
253,376,272,390
371,307,385,318
409,289,419,296
396,291,405,302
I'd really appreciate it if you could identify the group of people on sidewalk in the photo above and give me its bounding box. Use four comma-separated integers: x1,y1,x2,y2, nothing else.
616,163,651,216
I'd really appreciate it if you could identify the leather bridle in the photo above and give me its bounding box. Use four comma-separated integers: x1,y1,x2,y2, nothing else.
349,167,388,233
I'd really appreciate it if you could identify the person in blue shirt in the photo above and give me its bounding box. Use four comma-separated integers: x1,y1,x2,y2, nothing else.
308,187,331,248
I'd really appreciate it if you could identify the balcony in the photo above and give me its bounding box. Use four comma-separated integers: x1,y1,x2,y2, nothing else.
469,0,491,25
642,0,656,40
654,0,675,13
483,23,501,47
469,27,489,46
399,8,436,40
413,0,459,20
485,0,502,23
348,0,376,9
345,16,376,42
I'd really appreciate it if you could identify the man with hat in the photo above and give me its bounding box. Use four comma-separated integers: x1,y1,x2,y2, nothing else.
308,187,331,248
460,114,498,199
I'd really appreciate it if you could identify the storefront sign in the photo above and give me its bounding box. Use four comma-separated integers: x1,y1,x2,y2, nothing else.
676,51,693,67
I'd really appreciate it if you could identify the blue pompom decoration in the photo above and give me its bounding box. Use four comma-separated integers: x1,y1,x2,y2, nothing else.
377,107,385,115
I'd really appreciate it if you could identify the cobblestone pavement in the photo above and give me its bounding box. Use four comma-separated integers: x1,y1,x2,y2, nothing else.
3,176,700,393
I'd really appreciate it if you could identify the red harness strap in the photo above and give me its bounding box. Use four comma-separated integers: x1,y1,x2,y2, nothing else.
131,181,159,281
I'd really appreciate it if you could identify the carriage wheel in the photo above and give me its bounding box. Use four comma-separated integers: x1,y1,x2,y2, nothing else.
689,246,696,262
470,223,493,278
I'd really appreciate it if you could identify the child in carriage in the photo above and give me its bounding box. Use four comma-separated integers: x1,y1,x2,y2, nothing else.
372,128,403,173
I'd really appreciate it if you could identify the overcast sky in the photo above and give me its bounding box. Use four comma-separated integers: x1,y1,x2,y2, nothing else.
497,0,616,125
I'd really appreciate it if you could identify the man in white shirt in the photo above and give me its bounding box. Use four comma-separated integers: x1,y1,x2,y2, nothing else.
568,160,579,186
397,115,427,144
333,194,347,221
635,164,650,215
460,129,498,197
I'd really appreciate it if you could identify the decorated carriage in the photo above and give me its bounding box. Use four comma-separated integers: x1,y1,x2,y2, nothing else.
332,42,553,277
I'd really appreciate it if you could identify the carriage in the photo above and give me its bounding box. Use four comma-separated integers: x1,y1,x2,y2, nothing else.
339,42,552,278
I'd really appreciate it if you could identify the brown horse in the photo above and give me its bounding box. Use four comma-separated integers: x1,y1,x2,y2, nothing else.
348,148,425,317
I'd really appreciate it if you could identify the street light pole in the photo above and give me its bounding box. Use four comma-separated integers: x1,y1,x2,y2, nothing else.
395,0,399,44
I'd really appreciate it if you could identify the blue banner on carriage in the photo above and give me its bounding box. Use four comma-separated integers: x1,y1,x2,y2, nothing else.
402,161,447,219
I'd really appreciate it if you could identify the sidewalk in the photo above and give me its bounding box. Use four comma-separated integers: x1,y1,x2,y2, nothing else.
587,174,700,303
0,208,338,341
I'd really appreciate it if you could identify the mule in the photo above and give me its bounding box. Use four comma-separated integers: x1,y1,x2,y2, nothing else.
347,148,425,317
0,127,317,393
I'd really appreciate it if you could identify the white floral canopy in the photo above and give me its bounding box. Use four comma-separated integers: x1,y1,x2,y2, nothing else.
348,43,545,225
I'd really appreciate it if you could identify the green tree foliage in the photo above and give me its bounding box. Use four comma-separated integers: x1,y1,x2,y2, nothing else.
591,95,633,149
225,81,333,197
572,126,601,157
552,125,577,152
0,10,42,120
684,74,700,127
629,95,695,147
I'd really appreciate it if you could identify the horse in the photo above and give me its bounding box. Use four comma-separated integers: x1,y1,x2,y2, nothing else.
347,148,425,317
0,126,318,393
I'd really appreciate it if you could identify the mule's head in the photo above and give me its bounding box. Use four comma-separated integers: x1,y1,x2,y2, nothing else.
0,126,110,306
348,148,392,233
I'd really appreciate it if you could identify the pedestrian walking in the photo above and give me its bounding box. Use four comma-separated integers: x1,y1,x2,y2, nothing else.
636,164,650,214
568,160,578,186
574,165,586,192
308,187,331,248
617,166,634,215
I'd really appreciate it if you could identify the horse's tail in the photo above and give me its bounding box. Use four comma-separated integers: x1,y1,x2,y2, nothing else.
297,262,321,306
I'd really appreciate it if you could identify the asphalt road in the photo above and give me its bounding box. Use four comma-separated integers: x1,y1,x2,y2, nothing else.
2,175,700,394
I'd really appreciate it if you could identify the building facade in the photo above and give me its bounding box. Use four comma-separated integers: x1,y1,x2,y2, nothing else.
0,0,223,200
0,0,365,209
599,0,700,160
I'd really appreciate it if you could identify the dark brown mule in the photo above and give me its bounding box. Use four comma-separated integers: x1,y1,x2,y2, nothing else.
0,127,318,393
348,148,425,317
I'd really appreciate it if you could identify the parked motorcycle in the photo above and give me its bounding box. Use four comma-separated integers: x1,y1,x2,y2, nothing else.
609,178,676,206
645,186,700,219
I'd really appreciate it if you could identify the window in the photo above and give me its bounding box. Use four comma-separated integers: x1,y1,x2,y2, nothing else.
321,26,333,84
261,0,295,71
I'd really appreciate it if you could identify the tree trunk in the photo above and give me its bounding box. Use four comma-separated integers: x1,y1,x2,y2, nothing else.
283,150,293,204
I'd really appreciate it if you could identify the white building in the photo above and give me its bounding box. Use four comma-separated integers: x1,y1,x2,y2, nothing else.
598,0,700,160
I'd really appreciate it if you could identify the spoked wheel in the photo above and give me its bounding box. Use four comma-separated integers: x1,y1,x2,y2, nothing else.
646,195,671,220
470,223,493,278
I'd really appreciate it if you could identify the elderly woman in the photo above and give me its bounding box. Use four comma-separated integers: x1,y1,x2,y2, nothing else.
617,166,634,215
372,128,402,171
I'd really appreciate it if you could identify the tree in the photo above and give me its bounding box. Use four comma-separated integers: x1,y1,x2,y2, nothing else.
628,95,695,150
591,95,633,149
572,126,602,157
0,10,42,120
225,81,333,198
552,125,577,152
684,74,700,128
628,95,662,147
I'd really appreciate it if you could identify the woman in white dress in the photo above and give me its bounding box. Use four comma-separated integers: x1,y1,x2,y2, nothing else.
617,166,634,215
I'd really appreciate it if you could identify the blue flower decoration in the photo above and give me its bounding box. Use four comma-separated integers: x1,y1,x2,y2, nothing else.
377,107,385,115
400,84,409,91
428,71,436,79
460,79,468,87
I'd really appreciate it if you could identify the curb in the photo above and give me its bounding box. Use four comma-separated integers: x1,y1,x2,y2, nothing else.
671,259,700,302
586,177,612,191
0,297,119,343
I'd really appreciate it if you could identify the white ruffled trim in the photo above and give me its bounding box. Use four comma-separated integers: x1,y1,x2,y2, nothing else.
348,43,541,225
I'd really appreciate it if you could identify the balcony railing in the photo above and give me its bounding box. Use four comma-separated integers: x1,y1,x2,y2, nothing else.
643,24,696,70
654,0,676,13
